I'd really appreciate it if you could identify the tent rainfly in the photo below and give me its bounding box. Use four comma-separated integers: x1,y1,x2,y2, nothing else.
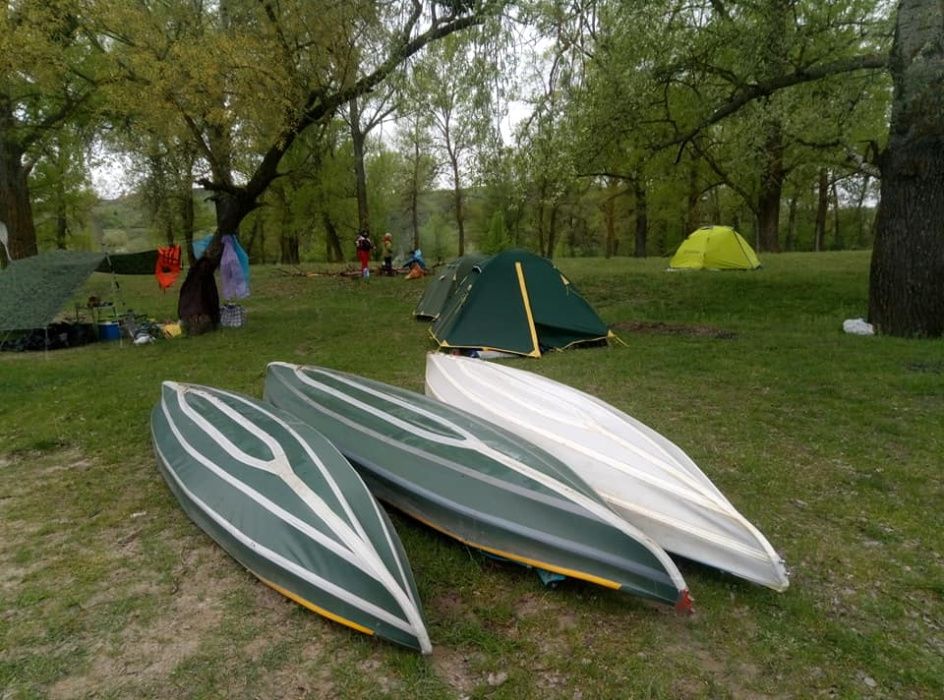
413,254,487,320
0,249,171,334
430,250,611,358
668,226,761,270
0,251,106,332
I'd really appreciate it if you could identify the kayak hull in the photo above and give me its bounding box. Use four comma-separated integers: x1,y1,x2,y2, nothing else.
425,353,789,591
264,362,690,610
151,381,430,652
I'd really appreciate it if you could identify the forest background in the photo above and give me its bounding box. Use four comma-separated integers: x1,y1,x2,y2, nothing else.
1,0,941,334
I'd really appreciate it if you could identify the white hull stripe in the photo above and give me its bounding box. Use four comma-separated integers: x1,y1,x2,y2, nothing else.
153,436,418,639
159,384,429,651
272,370,590,516
270,363,687,594
186,386,421,615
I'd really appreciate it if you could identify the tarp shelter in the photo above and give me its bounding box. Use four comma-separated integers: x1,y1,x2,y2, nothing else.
0,251,106,332
669,226,761,270
413,254,487,320
430,250,611,358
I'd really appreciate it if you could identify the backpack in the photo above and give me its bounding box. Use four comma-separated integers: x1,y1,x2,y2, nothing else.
356,235,373,251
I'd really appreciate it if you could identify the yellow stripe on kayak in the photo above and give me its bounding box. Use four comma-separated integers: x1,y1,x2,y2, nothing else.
407,510,621,590
257,576,375,636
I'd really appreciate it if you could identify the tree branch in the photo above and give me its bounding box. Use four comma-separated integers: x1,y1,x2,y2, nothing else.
244,4,493,200
667,53,889,154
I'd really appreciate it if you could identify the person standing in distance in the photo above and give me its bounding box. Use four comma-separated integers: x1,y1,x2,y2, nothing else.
382,232,394,275
355,230,374,279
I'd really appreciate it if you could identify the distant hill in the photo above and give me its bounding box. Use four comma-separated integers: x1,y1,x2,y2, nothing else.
89,189,216,253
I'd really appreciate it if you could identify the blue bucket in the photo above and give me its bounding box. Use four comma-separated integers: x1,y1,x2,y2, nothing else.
98,322,121,341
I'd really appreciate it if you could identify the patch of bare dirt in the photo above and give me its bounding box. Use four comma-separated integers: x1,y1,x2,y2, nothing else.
48,547,228,699
262,640,335,699
0,450,95,600
667,641,773,699
512,592,546,620
432,590,468,620
613,320,737,339
430,646,483,698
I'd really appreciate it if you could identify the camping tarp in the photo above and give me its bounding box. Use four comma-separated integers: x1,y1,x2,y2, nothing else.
414,254,487,320
430,250,610,357
669,226,761,270
97,250,159,275
0,251,106,332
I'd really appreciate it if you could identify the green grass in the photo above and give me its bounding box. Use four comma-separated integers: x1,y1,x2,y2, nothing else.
1,251,941,698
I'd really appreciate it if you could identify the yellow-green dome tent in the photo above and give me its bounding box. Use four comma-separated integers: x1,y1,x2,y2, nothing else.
669,226,761,270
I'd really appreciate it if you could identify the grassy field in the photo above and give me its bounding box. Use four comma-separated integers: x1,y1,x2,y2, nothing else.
1,251,941,699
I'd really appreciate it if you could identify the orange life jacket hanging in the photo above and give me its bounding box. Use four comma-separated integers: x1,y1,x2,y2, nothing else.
155,245,182,290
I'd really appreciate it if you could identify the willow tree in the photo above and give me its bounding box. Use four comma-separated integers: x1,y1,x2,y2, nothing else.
0,0,98,263
414,32,496,256
88,0,499,318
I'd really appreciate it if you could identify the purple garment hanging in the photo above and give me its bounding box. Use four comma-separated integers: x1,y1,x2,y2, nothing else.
220,234,250,299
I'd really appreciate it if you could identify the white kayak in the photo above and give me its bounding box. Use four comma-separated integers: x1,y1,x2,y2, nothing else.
426,353,789,591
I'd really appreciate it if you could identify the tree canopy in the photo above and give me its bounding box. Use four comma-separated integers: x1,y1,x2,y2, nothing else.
1,0,941,337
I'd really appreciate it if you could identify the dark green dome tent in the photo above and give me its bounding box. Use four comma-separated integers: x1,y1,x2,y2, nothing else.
430,250,611,358
413,254,487,320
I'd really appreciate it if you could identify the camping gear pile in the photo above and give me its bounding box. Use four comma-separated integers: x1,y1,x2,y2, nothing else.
152,354,787,653
0,240,252,349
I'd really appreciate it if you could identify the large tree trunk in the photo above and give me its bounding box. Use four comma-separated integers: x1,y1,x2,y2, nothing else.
754,1,788,253
322,212,343,262
868,0,944,337
757,120,784,252
178,189,253,327
350,97,371,235
0,140,37,259
633,179,647,258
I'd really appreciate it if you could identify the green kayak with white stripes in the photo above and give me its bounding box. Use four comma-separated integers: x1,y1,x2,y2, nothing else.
264,363,692,611
150,381,431,653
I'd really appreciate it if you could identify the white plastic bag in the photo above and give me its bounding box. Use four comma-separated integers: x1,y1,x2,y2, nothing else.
842,318,874,336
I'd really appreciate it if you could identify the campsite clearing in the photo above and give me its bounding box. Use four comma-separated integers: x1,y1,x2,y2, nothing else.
1,252,942,698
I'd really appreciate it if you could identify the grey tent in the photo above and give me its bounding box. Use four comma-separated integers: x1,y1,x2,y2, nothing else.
0,251,106,332
413,254,487,320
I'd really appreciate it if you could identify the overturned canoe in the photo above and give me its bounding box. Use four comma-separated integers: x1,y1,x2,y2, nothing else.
151,381,430,653
264,362,691,611
426,353,789,591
